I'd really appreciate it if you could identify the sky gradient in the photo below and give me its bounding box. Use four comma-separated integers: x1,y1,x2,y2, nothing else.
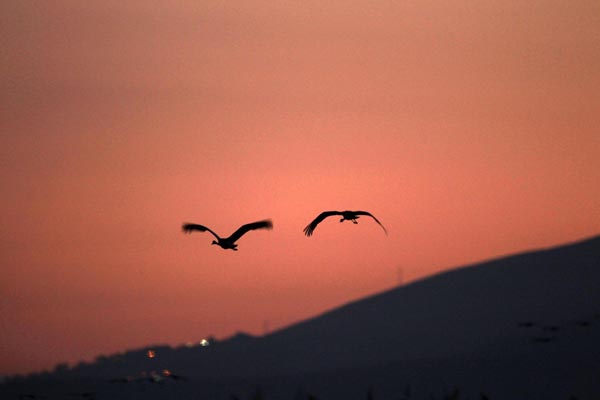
1,0,599,376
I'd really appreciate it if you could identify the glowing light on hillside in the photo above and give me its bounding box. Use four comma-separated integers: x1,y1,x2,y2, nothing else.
147,349,156,358
162,369,171,376
200,339,210,347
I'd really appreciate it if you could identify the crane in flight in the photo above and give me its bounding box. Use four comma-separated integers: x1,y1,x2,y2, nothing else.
303,210,387,237
182,219,273,251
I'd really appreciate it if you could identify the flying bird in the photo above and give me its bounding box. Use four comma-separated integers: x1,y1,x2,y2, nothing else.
182,219,273,251
303,210,387,237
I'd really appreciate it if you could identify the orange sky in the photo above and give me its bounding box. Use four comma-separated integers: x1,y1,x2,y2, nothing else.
1,0,599,376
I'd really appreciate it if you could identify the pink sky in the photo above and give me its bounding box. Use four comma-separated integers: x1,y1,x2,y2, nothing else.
1,0,599,376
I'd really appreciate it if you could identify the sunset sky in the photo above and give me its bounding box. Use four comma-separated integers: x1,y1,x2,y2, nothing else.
1,0,599,376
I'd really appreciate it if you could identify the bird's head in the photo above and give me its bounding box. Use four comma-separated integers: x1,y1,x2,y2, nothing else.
211,240,218,246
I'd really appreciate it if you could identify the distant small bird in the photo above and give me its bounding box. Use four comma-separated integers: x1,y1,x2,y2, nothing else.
517,321,536,328
575,320,591,328
182,220,273,251
531,336,554,343
542,325,559,332
303,210,387,237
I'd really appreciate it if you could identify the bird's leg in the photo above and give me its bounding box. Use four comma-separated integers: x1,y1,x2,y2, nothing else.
352,218,358,224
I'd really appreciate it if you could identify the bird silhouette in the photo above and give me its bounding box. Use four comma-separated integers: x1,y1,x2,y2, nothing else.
531,336,554,343
182,219,273,251
303,210,387,237
517,321,536,328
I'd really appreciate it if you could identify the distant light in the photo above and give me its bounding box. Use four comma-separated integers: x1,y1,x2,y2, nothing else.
162,369,171,377
200,339,210,347
147,350,156,359
185,342,195,348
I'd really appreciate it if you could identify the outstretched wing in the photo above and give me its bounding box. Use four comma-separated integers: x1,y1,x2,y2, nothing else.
354,211,388,235
228,219,273,243
303,211,342,237
182,223,220,240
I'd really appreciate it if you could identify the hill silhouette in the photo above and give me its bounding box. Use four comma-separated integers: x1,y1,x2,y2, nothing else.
3,234,600,399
